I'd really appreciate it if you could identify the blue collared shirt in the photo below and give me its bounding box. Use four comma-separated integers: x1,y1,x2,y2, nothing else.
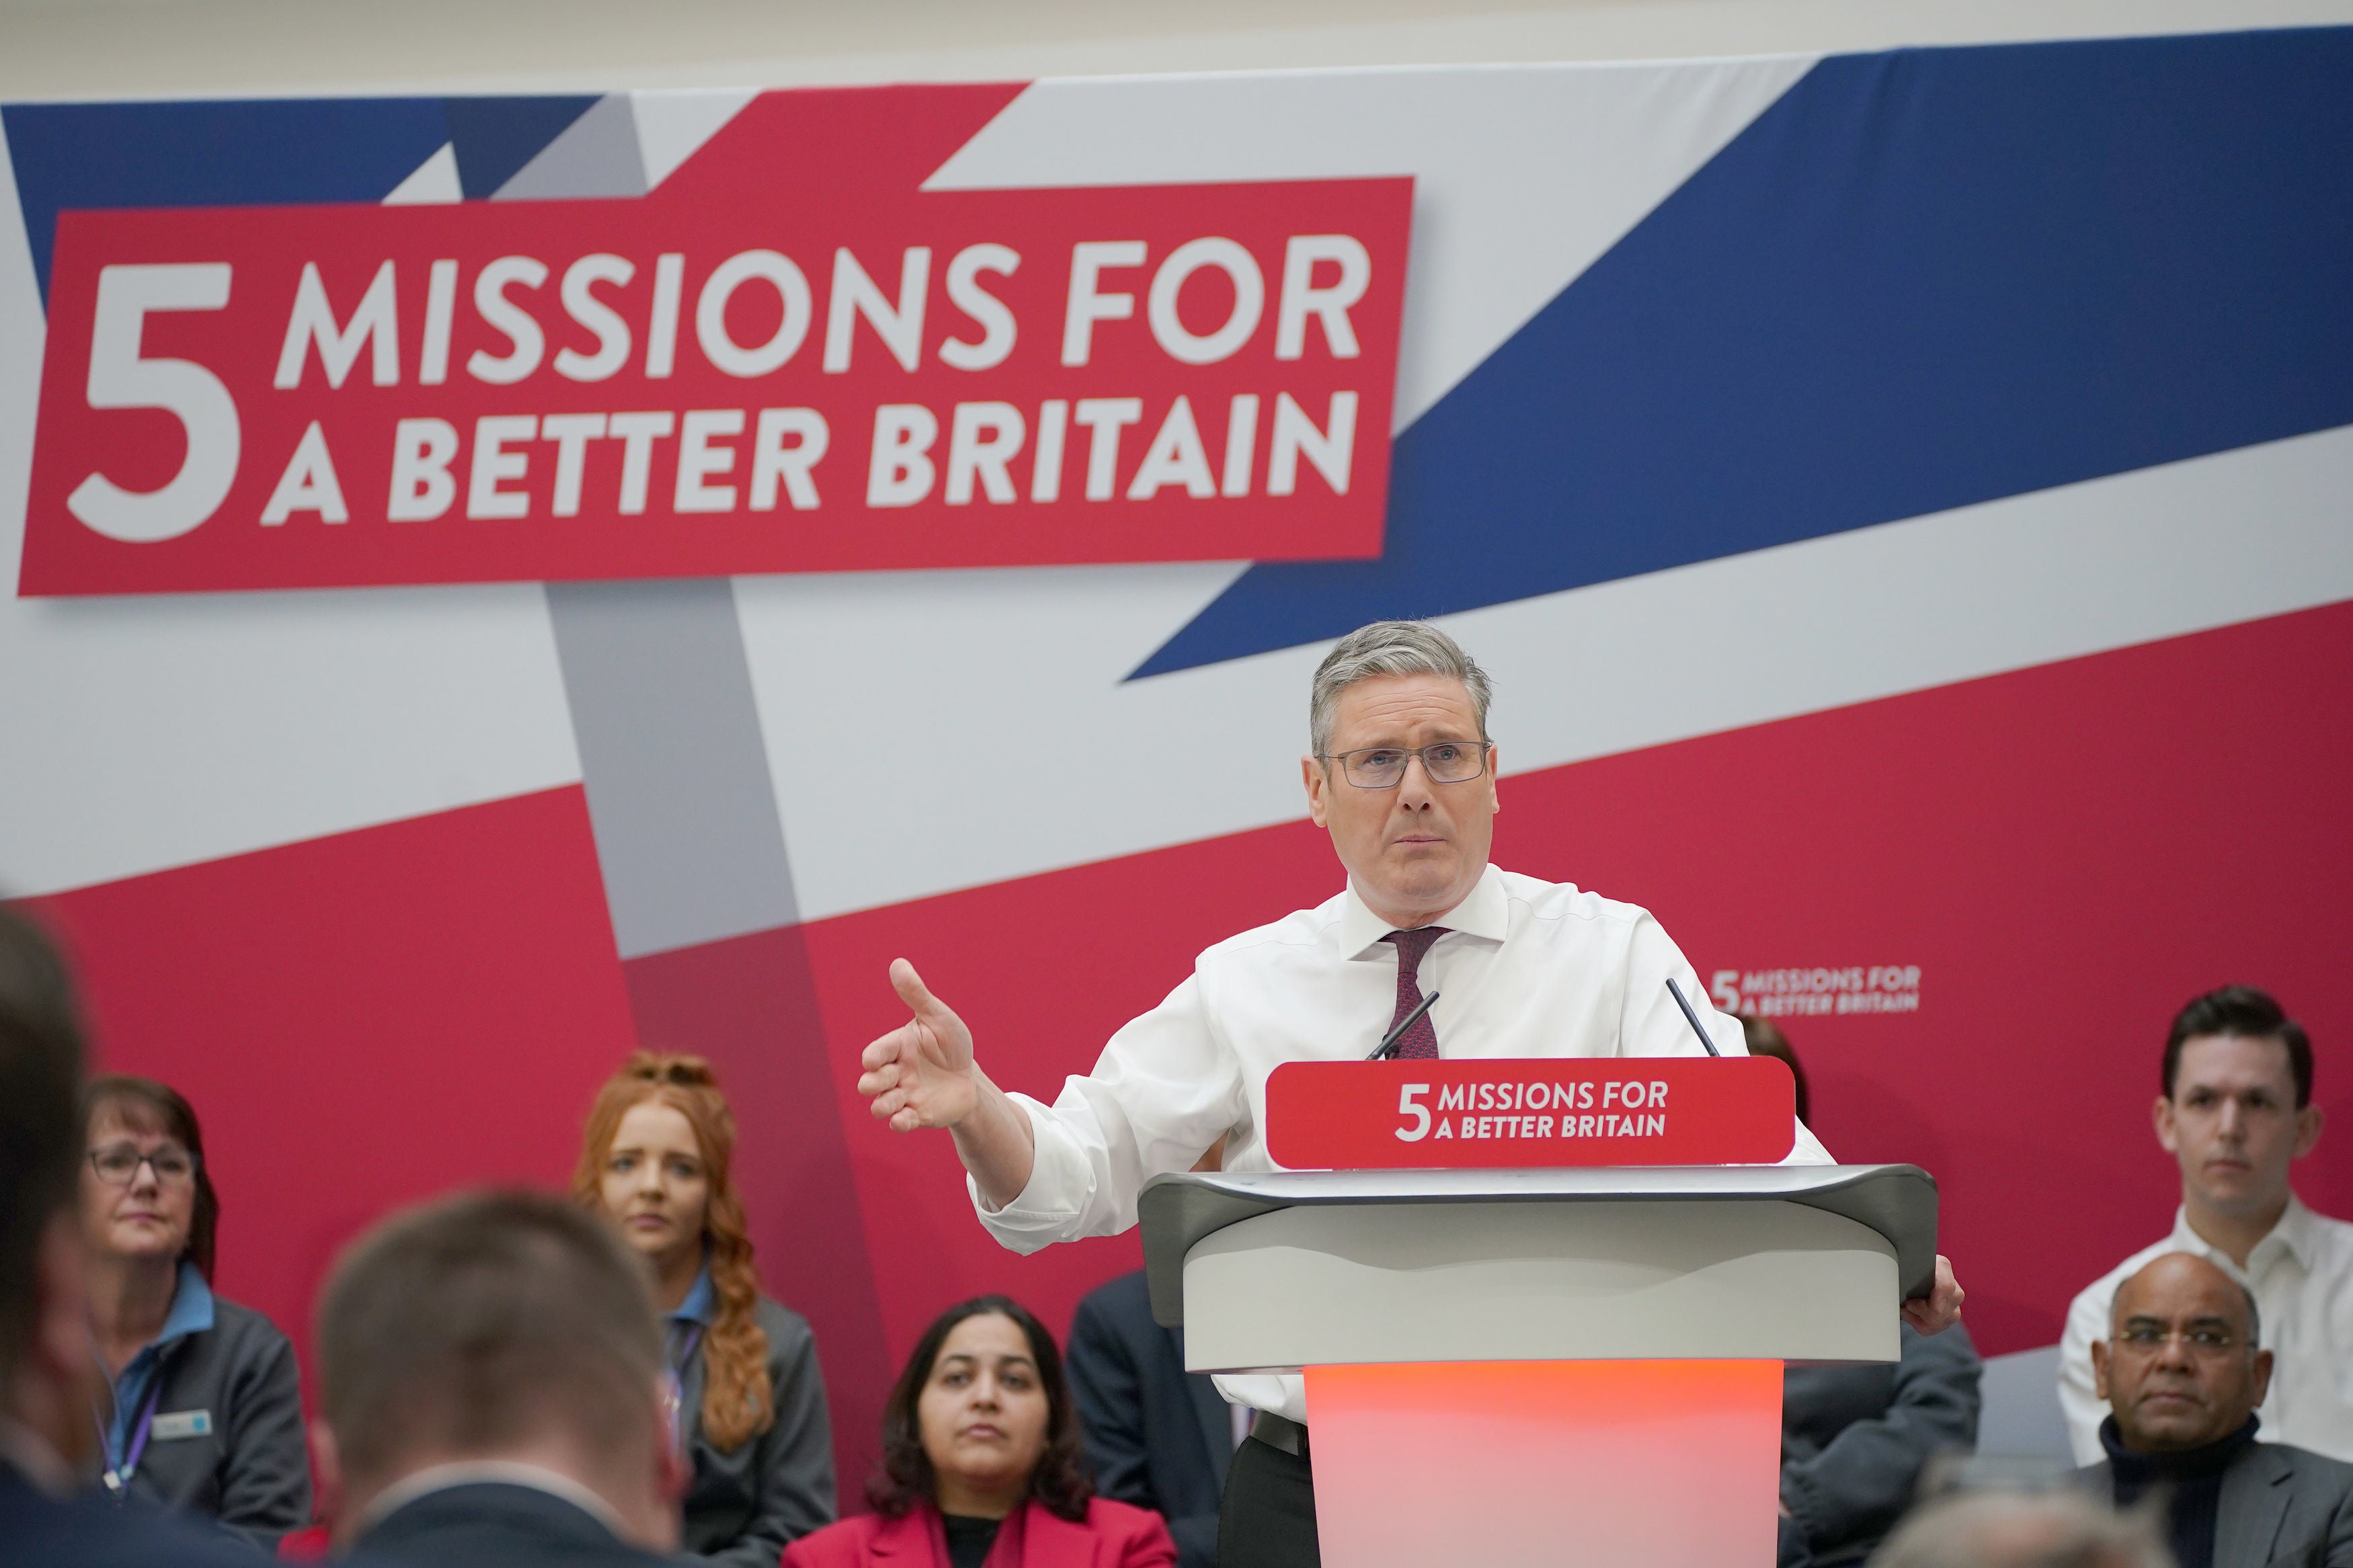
104,1260,214,1471
668,1264,714,1369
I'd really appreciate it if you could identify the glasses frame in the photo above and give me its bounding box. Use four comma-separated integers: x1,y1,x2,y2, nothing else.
1318,740,1494,790
2112,1324,2245,1358
86,1143,202,1188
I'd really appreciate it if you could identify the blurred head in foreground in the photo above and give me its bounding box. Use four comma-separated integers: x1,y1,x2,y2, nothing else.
1871,1489,2171,1568
313,1188,685,1551
0,903,100,1479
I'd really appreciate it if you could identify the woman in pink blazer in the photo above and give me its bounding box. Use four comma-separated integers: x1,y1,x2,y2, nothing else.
783,1296,1175,1568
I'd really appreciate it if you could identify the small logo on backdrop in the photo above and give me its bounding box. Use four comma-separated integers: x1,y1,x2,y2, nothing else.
1712,966,1922,1018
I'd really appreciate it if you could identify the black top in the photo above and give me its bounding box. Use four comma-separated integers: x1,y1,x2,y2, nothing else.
675,1295,837,1565
2103,1414,2262,1568
941,1513,1001,1568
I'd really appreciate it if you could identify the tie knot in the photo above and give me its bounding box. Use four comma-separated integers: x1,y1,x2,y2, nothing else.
1383,925,1448,977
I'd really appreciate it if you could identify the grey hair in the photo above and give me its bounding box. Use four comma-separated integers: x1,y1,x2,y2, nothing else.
1309,620,1493,757
1872,1491,2171,1568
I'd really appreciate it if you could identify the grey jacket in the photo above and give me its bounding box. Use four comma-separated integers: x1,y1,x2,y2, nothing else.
2083,1441,2353,1567
1779,1323,1982,1567
678,1296,836,1566
111,1292,311,1548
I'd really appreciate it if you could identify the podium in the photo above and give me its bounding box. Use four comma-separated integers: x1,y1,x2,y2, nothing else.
1139,1164,1938,1565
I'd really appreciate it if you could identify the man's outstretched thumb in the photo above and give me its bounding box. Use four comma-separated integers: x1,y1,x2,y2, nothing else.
890,957,939,1016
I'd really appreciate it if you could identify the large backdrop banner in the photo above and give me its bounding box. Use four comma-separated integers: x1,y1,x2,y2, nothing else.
5,26,2350,1504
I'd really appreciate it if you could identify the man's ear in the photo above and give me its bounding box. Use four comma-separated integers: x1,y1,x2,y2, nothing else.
2153,1095,2180,1155
311,1421,350,1546
2249,1347,2274,1409
2292,1103,2324,1160
2090,1339,2111,1403
1302,755,1330,827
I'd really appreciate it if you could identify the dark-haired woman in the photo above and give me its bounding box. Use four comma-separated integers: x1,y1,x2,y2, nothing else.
576,1052,836,1565
79,1076,309,1547
787,1296,1176,1568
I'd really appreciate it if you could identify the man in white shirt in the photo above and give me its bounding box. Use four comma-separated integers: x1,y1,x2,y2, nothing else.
2060,985,2349,1465
859,620,1965,1567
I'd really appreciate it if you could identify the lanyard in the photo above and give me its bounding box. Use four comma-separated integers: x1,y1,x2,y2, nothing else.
99,1373,166,1498
664,1322,706,1452
672,1321,705,1380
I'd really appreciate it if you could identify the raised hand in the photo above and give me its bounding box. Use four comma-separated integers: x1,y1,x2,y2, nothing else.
859,958,980,1132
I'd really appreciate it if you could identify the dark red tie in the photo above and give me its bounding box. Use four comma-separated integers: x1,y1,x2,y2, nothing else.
1382,927,1448,1059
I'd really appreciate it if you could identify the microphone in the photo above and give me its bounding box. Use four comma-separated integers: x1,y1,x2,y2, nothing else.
1368,990,1441,1061
1663,977,1724,1057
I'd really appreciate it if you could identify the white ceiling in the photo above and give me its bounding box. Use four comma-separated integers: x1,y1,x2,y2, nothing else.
1,0,2348,99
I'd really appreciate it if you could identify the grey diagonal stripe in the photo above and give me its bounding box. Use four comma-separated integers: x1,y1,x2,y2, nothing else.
498,98,798,958
544,578,799,958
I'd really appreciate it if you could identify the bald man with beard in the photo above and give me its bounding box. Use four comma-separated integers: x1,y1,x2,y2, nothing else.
2082,1253,2353,1568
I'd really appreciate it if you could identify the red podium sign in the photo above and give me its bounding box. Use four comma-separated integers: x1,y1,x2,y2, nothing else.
1264,1057,1795,1170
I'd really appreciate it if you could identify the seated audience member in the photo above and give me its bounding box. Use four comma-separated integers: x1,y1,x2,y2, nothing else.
575,1053,835,1564
0,906,261,1568
1747,1020,1983,1568
1870,1489,2171,1568
312,1188,690,1567
2081,1252,2353,1568
79,1076,309,1546
1066,1141,1237,1568
2060,987,2348,1465
785,1296,1176,1568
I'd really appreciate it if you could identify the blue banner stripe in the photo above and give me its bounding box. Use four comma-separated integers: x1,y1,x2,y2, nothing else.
1132,27,2353,679
5,97,452,302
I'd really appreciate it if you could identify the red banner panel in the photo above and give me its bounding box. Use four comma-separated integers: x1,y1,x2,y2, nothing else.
20,88,1410,595
1265,1057,1797,1170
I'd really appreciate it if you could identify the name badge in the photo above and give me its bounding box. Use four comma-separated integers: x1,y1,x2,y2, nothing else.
151,1410,212,1442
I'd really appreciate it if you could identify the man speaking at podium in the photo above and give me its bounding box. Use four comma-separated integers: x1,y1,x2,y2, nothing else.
859,620,1965,1567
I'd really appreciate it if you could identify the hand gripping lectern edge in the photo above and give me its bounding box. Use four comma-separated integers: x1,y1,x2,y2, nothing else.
1137,1165,1939,1566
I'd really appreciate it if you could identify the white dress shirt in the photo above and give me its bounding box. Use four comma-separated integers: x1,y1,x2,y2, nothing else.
2058,1193,2353,1464
972,863,1834,1422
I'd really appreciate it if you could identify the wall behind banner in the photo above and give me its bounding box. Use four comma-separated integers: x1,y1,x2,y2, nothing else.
7,5,2353,1514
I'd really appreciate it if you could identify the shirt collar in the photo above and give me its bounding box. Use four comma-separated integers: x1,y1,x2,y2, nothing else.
2167,1193,2317,1274
356,1460,630,1540
1339,864,1509,960
670,1264,715,1327
157,1260,215,1344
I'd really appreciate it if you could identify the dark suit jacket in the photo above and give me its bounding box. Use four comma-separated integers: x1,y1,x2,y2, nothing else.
2082,1440,2353,1567
1779,1323,1982,1567
0,1462,267,1568
350,1480,689,1568
1066,1270,1233,1568
782,1497,1176,1568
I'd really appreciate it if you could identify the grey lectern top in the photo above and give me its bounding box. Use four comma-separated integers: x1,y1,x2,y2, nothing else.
1138,1165,1938,1374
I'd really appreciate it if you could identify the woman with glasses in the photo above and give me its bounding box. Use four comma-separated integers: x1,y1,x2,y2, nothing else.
79,1075,309,1547
574,1052,837,1564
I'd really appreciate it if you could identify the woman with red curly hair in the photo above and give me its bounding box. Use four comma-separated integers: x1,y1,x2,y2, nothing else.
575,1053,836,1564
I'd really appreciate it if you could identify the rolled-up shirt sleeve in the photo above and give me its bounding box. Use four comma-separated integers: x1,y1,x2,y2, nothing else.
1618,911,1835,1166
973,969,1248,1253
